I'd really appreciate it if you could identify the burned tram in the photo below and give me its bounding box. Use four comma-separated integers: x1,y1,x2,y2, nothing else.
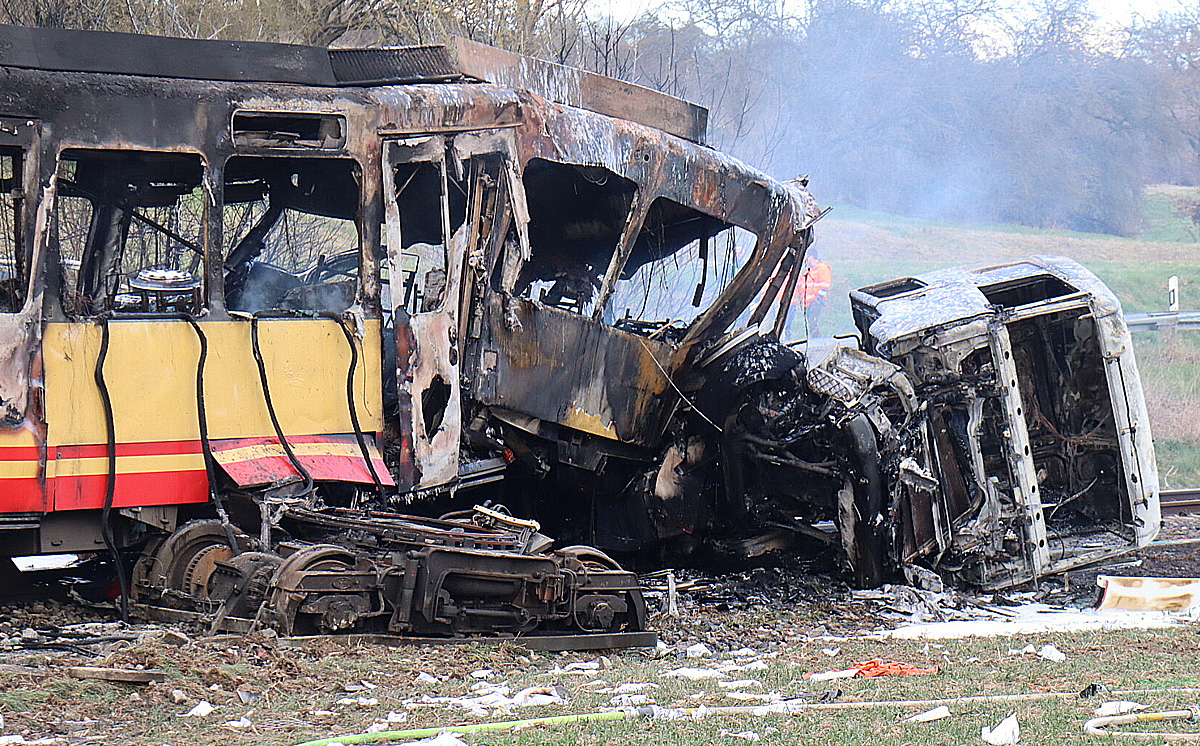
0,23,1160,637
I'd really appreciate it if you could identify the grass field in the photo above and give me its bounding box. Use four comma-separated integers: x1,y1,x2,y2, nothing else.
810,186,1200,487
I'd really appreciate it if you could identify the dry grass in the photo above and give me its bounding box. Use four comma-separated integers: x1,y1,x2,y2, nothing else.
1137,336,1200,444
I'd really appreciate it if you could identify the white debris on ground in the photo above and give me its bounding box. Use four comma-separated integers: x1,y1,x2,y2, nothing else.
598,682,657,694
719,729,762,741
404,683,569,717
904,705,952,723
1004,643,1067,661
365,711,409,732
685,642,715,658
179,700,214,718
660,666,728,680
609,694,654,706
718,679,763,689
882,607,1182,639
982,713,1020,745
843,579,1200,640
542,659,605,676
1094,701,1149,716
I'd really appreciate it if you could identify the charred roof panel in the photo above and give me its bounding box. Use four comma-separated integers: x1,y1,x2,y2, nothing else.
0,23,335,85
0,25,707,143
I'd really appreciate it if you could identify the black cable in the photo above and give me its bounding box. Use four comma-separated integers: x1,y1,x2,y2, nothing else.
249,315,314,498
183,315,240,550
92,314,129,620
332,315,387,502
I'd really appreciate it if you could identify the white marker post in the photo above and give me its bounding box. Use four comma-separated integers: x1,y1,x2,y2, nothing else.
1169,275,1180,341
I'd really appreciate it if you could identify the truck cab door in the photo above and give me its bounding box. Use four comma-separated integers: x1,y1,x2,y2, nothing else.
382,135,467,490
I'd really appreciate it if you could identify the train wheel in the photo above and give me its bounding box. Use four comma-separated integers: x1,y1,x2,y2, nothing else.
260,544,375,636
130,520,249,609
207,551,284,623
557,545,648,632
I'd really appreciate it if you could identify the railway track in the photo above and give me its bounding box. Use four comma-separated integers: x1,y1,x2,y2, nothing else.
1160,489,1200,515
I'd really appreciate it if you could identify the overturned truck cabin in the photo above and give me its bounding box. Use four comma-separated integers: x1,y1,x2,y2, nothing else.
0,24,1160,639
851,258,1160,588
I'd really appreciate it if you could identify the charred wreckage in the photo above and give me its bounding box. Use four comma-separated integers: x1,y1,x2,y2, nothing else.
0,24,1159,646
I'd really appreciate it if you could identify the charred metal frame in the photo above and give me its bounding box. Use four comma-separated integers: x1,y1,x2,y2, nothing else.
852,257,1159,588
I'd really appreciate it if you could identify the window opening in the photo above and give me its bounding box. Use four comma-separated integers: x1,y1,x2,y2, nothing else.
387,156,465,313
232,112,346,149
55,150,205,316
978,274,1077,308
607,197,738,340
223,156,361,313
515,159,637,316
0,148,26,312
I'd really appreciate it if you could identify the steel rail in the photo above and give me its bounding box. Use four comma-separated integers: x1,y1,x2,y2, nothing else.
1160,488,1200,515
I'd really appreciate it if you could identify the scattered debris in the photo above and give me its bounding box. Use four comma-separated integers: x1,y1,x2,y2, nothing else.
806,660,938,680
66,666,166,684
718,680,762,689
661,667,728,680
1093,701,1149,717
804,668,858,682
852,660,939,677
180,701,214,718
606,683,657,694
981,713,1021,745
903,705,952,723
686,643,715,658
1096,576,1200,612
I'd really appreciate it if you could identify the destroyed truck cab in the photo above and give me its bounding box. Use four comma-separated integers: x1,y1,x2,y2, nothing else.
851,257,1159,588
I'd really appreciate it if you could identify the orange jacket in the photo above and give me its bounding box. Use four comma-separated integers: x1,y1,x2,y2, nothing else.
793,260,832,308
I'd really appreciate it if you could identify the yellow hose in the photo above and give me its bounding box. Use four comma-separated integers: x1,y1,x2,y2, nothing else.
1084,707,1200,740
291,688,1200,746
291,709,639,746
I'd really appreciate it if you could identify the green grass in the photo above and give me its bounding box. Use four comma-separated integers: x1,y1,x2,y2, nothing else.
1141,185,1200,243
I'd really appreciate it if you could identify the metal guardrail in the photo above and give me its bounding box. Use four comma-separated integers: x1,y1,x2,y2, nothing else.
1124,311,1200,332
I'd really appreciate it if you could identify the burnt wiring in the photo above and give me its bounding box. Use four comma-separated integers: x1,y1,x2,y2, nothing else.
249,314,315,501
247,309,387,505
92,314,129,620
182,314,240,550
331,313,388,503
637,338,722,433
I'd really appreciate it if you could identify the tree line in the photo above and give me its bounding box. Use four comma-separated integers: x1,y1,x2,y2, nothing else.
6,0,1200,236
